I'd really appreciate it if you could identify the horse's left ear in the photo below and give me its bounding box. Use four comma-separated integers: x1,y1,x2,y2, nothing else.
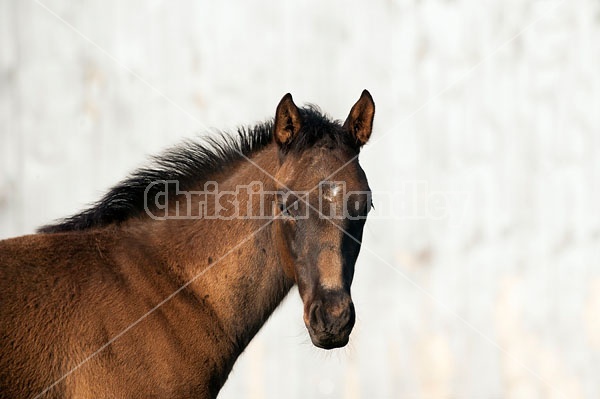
344,89,375,146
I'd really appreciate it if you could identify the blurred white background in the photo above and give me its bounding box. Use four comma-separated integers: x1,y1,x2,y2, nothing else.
1,0,599,398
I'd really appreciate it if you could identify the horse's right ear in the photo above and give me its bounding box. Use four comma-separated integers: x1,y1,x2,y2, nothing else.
274,93,302,147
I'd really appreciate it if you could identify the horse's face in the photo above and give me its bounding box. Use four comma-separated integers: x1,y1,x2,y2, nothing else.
272,91,374,349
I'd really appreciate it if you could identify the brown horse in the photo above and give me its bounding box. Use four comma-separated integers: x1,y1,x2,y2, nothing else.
0,91,375,398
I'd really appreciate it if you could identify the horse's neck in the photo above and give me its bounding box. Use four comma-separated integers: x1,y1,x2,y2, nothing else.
138,143,294,360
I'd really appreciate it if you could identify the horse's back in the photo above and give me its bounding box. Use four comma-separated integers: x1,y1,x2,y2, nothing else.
0,232,119,398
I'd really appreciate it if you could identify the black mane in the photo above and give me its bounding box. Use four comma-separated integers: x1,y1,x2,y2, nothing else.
39,106,356,233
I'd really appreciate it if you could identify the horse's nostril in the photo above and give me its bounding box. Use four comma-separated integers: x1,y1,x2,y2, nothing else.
339,307,349,322
309,302,324,329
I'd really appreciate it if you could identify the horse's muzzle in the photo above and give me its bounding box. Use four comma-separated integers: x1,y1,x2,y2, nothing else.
305,293,355,349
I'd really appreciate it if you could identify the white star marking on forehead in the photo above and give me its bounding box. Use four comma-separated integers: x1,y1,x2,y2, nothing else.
322,182,341,203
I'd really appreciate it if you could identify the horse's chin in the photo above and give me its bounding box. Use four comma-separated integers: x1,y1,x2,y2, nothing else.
309,332,350,350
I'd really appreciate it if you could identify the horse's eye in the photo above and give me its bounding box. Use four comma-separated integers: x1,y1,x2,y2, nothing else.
278,202,290,216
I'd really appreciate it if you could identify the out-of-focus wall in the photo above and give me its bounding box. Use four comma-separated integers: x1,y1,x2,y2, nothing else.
1,0,599,397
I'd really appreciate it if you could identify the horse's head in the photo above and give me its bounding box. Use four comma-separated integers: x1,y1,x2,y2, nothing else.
272,91,374,349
